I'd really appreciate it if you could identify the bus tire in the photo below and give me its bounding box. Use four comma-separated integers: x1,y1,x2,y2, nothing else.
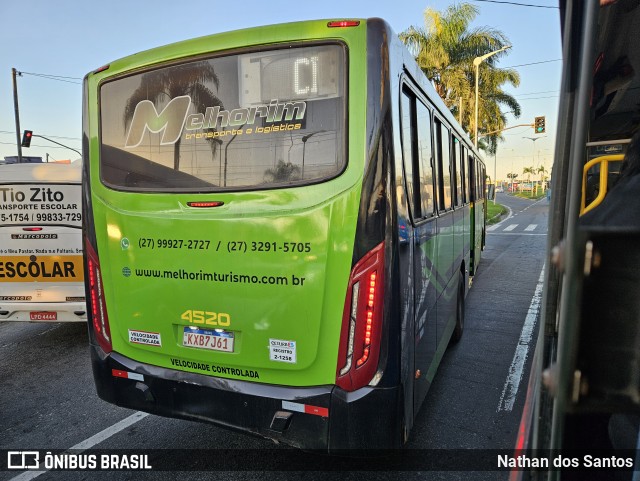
451,272,465,343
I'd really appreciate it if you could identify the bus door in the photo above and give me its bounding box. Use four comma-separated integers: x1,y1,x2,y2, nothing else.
452,136,465,272
400,87,438,412
460,144,471,260
468,154,484,274
433,117,457,350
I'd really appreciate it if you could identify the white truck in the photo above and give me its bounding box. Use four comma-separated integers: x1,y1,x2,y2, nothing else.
0,161,85,322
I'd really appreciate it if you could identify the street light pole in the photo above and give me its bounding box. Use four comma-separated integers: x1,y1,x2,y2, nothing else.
12,68,23,163
494,151,497,204
473,45,511,147
301,130,325,179
522,136,545,194
522,136,545,166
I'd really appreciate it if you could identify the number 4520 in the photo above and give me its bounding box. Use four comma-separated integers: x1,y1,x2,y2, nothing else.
181,309,231,327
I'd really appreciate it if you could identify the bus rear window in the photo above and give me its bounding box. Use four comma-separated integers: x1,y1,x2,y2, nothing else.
99,44,346,191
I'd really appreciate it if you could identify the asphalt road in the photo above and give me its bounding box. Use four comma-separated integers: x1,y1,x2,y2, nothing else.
0,192,549,481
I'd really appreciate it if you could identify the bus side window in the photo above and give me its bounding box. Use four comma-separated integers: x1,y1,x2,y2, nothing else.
400,87,421,220
416,100,435,217
482,165,487,199
475,160,483,200
434,118,452,210
459,144,467,204
453,137,463,207
468,154,475,202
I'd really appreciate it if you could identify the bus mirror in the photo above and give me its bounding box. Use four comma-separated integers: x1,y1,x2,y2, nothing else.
487,184,496,201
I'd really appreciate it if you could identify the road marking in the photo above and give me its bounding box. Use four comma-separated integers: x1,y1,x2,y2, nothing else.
504,224,518,232
487,205,514,231
9,411,149,481
522,197,548,211
498,266,545,412
524,224,537,231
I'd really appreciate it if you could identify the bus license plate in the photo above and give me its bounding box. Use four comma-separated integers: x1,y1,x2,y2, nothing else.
30,311,57,321
183,327,234,352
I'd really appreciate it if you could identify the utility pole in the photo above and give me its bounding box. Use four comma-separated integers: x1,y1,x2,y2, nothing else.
522,136,545,167
473,45,511,147
494,151,497,204
12,68,22,163
523,136,546,195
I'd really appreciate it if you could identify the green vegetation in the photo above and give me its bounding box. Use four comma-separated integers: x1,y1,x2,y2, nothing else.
513,191,546,200
399,3,521,154
486,201,508,224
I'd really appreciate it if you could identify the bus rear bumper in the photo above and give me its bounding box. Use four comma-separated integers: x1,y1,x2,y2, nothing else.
91,348,402,451
0,301,87,322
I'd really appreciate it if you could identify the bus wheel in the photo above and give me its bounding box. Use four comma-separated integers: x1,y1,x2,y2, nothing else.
451,273,465,343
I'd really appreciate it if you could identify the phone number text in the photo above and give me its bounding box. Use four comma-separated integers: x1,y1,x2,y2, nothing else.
137,238,312,253
0,212,81,223
139,238,211,250
227,241,311,253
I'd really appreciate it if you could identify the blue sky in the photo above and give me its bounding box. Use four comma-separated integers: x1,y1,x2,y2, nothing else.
0,0,561,180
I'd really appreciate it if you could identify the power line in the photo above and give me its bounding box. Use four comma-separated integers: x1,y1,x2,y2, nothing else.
19,71,81,80
17,71,81,85
517,89,560,96
0,130,80,141
504,59,562,69
517,95,560,100
0,140,80,150
471,0,558,8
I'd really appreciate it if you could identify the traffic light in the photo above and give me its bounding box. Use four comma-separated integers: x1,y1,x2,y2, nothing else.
534,116,546,134
21,130,33,148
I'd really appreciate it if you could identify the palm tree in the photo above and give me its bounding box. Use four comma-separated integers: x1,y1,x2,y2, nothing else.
123,62,224,171
264,160,301,183
537,165,548,191
399,3,521,153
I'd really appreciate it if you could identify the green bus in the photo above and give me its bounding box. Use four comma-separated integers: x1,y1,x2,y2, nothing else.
83,18,487,451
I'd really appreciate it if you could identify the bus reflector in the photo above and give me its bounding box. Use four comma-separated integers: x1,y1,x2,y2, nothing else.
186,201,225,208
282,400,329,418
112,369,144,382
327,20,360,28
336,242,384,392
86,238,112,353
93,64,110,74
22,227,43,231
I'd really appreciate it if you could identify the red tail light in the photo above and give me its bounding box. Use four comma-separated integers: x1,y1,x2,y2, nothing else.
186,201,225,208
85,238,112,353
336,242,385,391
327,20,360,28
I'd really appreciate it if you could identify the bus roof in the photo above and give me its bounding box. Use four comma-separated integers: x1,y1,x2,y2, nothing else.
88,18,372,76
0,161,82,183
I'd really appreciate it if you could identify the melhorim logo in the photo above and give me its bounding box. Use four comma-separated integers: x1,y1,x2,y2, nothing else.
124,95,307,148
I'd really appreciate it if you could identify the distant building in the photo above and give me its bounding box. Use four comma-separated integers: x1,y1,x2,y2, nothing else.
1,156,43,164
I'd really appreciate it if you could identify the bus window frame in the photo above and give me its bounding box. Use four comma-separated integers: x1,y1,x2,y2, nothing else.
459,144,467,204
452,136,463,207
400,84,421,223
434,116,454,212
415,99,436,219
96,40,350,194
400,80,440,224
